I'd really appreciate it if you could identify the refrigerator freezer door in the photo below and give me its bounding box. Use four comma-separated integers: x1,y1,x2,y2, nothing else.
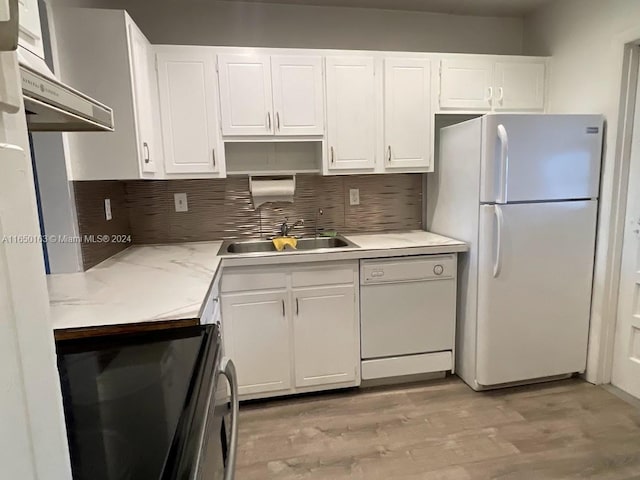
480,114,603,203
476,200,597,387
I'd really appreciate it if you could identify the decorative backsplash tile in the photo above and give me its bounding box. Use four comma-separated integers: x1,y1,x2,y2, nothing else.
73,181,132,270
73,174,423,270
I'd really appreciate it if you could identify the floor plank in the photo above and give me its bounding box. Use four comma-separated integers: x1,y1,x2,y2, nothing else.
236,377,640,479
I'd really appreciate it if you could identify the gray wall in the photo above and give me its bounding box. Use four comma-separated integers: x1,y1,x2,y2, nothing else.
522,0,640,383
50,0,524,54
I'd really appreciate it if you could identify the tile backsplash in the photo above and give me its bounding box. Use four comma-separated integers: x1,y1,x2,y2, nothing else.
73,174,423,270
73,181,132,270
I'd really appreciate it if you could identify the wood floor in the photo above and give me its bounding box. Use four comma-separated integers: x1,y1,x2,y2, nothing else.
236,377,640,479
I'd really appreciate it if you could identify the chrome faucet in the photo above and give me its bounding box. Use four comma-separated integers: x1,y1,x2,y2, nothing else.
279,218,304,237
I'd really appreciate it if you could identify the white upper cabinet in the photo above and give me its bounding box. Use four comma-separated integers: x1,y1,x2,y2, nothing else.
271,55,324,135
18,0,44,59
439,58,493,111
127,22,159,174
53,9,163,180
384,58,432,170
156,47,222,175
218,54,273,136
494,61,546,111
217,53,324,137
438,57,546,113
325,56,376,171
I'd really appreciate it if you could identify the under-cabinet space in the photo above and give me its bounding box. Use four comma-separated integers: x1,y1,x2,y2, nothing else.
225,141,322,176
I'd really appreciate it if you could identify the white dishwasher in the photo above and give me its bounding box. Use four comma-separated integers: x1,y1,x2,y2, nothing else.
360,255,457,380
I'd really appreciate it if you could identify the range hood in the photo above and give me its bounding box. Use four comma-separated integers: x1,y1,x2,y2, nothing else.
18,47,114,132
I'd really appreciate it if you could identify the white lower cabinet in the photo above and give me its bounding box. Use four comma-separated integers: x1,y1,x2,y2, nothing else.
293,285,358,388
221,290,291,396
220,261,360,400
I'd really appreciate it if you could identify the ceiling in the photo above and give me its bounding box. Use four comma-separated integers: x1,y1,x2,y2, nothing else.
216,0,553,17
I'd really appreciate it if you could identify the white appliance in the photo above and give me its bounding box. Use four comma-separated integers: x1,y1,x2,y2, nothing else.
360,255,457,380
0,2,106,474
429,113,603,390
10,0,114,132
18,46,114,132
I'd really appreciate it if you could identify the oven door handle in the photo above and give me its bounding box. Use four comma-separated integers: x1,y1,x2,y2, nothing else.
221,358,239,480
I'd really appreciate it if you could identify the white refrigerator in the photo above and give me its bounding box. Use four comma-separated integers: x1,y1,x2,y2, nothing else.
0,4,74,476
428,114,603,390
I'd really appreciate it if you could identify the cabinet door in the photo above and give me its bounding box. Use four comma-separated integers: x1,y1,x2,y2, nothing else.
156,48,219,174
127,23,159,174
18,0,44,59
221,291,291,396
325,56,376,171
494,61,545,111
293,285,358,388
271,55,324,135
218,54,273,136
384,58,432,170
439,58,493,111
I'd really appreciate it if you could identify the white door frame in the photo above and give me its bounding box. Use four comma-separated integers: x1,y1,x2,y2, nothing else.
588,30,640,385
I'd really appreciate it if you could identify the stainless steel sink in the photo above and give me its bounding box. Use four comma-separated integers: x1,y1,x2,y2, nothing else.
219,236,358,255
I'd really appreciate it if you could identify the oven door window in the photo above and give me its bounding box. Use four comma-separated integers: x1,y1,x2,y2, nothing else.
57,329,205,480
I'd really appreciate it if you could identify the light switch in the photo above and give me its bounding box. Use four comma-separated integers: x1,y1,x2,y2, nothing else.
104,199,112,221
174,193,188,212
349,188,360,206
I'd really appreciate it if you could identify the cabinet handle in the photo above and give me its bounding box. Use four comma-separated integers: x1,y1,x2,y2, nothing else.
387,145,392,163
212,148,216,167
267,112,272,131
497,87,504,103
330,146,335,164
276,112,280,131
296,298,299,316
282,299,285,317
143,142,150,164
486,87,493,103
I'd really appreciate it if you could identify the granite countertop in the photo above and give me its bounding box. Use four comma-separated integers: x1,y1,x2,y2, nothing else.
47,231,467,331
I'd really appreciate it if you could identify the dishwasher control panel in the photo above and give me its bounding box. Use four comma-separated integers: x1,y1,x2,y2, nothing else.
360,255,456,284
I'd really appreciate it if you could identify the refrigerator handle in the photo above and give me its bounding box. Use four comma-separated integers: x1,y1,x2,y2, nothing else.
493,205,504,278
497,124,509,204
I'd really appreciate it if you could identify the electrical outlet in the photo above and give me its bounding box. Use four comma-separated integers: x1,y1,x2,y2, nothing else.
174,193,188,212
349,188,360,206
104,199,112,221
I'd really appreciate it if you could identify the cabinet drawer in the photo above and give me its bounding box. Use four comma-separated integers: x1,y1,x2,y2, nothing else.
221,266,287,293
291,262,357,287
